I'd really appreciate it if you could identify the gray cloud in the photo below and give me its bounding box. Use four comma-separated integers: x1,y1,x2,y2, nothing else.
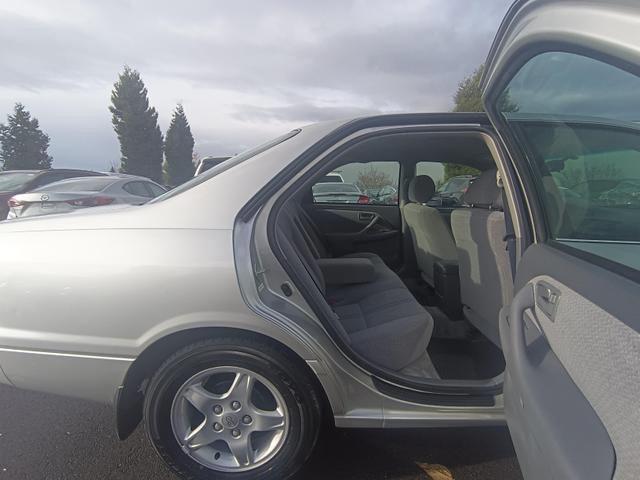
0,0,511,169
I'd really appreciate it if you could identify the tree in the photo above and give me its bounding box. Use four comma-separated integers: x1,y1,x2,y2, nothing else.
164,104,195,185
356,166,393,192
0,103,52,170
452,65,486,113
452,64,518,114
446,63,518,182
109,66,163,182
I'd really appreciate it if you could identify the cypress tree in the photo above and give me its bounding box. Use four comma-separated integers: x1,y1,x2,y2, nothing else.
109,66,163,182
0,103,53,170
164,104,195,186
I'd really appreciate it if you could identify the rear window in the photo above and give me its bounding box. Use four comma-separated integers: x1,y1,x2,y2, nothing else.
123,181,152,197
152,129,300,203
318,174,343,183
199,158,227,172
33,177,116,192
0,172,36,191
312,183,359,194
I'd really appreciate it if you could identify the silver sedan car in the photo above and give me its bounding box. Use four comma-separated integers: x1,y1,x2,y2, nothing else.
6,175,167,219
1,2,639,480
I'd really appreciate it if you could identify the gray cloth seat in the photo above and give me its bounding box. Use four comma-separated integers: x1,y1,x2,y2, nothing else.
294,205,399,283
450,169,513,346
403,175,458,286
278,204,435,372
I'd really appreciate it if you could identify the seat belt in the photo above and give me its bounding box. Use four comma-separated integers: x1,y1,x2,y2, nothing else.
501,189,517,280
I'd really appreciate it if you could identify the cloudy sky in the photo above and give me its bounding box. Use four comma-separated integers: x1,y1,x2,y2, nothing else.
0,0,511,170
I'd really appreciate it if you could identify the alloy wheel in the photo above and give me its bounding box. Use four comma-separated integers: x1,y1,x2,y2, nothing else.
170,366,289,472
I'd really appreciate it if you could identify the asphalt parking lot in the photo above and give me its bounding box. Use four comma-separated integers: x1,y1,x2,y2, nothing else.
0,384,522,479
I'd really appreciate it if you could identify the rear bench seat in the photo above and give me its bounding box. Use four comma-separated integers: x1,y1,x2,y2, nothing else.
276,204,434,372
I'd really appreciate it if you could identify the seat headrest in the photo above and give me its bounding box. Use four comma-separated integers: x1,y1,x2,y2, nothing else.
408,175,436,203
462,169,503,210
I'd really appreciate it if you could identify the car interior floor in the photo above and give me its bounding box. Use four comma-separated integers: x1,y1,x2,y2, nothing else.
402,279,505,380
399,235,506,379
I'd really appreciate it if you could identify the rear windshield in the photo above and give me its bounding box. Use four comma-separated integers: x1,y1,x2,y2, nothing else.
313,183,359,193
200,158,227,172
0,172,36,191
34,177,117,192
151,129,300,203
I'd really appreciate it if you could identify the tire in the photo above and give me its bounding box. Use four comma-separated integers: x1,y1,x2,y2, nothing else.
143,336,323,480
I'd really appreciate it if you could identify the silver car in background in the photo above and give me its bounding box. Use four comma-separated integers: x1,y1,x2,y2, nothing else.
6,175,166,219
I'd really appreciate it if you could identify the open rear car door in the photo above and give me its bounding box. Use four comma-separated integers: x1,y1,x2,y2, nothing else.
484,1,640,479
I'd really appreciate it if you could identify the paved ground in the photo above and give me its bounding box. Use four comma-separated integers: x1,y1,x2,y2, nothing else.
0,384,522,479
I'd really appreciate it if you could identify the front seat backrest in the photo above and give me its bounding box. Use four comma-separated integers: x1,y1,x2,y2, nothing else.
450,169,513,346
403,175,458,286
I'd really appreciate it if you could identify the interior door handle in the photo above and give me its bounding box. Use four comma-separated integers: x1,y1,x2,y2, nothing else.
509,284,536,374
358,212,375,222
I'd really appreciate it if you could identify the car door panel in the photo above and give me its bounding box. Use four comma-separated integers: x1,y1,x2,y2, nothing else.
503,244,640,480
305,204,401,266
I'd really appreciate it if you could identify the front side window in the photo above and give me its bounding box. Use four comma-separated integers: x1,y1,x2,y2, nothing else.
498,51,640,268
312,161,400,205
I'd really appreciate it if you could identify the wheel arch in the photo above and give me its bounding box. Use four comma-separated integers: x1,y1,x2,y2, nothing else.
114,326,334,440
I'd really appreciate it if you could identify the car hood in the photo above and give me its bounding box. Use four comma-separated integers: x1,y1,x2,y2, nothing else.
482,0,640,108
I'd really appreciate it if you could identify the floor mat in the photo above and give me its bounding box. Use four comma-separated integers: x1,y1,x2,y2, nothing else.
427,337,505,380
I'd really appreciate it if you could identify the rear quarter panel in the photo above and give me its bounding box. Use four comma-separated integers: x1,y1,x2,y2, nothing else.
0,121,344,403
0,227,252,402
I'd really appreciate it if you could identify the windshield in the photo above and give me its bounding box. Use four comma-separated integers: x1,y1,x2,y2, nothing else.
441,177,469,193
0,172,36,191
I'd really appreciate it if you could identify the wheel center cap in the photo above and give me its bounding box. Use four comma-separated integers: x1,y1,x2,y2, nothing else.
222,414,239,429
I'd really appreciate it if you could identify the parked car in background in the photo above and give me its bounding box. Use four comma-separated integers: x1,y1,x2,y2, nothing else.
6,174,166,219
0,168,104,219
427,174,477,207
598,179,640,207
194,156,231,176
312,182,369,203
367,185,398,204
317,171,344,183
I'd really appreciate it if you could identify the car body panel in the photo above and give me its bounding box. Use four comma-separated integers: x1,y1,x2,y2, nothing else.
0,118,506,427
0,122,341,403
